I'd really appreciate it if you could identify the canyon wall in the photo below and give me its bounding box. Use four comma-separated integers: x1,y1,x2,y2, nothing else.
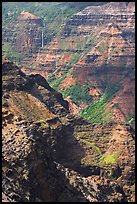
2,11,43,57
2,3,135,201
2,2,135,123
2,57,135,202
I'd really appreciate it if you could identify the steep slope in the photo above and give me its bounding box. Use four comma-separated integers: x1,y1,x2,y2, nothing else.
2,2,107,64
72,21,135,124
2,57,135,202
2,3,135,126
2,57,85,202
45,2,135,125
2,11,43,65
2,3,135,201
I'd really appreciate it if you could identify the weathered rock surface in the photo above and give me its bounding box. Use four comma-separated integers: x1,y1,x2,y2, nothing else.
17,2,135,124
2,57,135,202
2,11,43,55
2,3,135,201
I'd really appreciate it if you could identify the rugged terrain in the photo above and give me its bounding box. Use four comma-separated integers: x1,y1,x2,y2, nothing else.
2,57,135,202
3,2,134,125
2,2,105,64
2,2,135,202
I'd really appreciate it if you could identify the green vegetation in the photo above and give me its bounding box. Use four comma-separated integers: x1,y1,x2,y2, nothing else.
62,83,92,104
2,42,25,64
37,119,46,123
37,119,49,129
80,96,111,124
122,115,135,130
57,33,95,51
126,116,135,126
75,125,112,166
80,83,122,124
79,138,102,166
55,35,96,71
2,2,22,26
80,139,101,154
50,75,66,89
98,41,109,53
65,53,82,68
2,2,107,37
100,151,120,165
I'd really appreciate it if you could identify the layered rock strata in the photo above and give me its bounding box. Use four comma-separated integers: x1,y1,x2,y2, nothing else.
2,57,135,202
2,11,43,54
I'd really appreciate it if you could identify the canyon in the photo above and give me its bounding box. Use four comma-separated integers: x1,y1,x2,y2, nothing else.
2,57,135,202
3,2,134,124
2,2,135,202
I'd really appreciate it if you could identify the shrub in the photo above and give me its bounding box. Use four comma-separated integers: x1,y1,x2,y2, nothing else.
80,83,122,124
62,83,92,103
100,151,120,166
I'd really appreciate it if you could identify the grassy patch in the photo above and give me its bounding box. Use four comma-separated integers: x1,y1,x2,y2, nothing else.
100,151,120,166
50,75,66,89
37,119,46,123
80,82,122,124
78,137,102,166
62,83,92,104
80,139,101,153
122,115,135,130
37,119,49,129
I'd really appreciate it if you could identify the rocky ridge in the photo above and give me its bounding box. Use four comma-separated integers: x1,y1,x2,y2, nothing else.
2,57,135,202
16,2,135,124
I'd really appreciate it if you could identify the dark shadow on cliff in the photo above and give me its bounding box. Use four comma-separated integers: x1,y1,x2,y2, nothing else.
25,125,89,202
52,123,101,177
23,74,101,177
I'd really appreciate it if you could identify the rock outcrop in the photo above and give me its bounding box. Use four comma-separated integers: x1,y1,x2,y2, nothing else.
2,11,43,55
18,3,135,124
2,57,135,202
2,3,135,201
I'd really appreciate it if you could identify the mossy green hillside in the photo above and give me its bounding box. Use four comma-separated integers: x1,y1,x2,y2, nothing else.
80,83,122,124
62,83,92,104
100,151,121,166
74,124,111,166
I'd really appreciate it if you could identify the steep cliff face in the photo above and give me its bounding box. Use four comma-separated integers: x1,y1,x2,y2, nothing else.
2,11,43,63
2,57,135,202
15,11,43,53
70,19,135,122
48,2,135,124
4,2,134,125
3,2,105,65
2,57,81,202
60,2,135,68
67,2,135,28
2,4,135,201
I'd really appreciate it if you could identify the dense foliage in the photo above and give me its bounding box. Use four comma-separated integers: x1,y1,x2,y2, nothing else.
80,83,122,124
62,83,92,104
